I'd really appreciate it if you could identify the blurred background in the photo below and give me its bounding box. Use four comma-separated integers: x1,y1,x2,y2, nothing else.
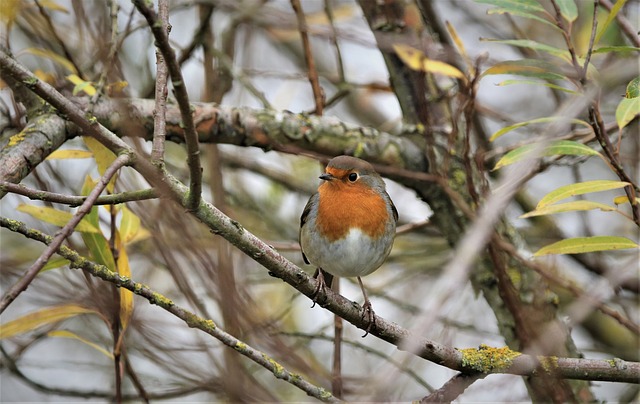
1,0,638,402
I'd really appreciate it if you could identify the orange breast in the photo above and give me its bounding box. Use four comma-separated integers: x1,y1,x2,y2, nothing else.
316,181,389,242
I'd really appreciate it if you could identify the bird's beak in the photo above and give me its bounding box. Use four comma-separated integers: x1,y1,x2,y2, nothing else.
319,173,334,181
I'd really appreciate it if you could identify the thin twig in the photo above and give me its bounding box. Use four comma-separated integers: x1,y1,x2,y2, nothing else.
0,154,130,314
151,0,169,163
589,105,640,225
290,0,325,115
132,0,202,210
0,181,157,206
420,373,486,403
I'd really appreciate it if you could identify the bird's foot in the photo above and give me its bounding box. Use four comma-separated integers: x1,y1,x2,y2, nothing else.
311,269,329,308
361,299,376,338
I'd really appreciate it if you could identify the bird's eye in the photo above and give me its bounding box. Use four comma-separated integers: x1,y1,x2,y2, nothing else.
348,172,358,182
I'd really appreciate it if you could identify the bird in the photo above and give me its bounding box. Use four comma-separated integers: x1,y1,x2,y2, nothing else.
299,155,398,335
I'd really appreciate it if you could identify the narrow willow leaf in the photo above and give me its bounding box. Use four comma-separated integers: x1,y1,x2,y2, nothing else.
41,257,71,272
67,74,96,96
497,79,579,94
46,149,93,160
521,201,617,218
489,117,591,141
1,305,94,338
16,204,101,233
537,180,631,208
534,236,638,256
592,46,640,54
445,21,470,66
422,58,465,79
80,176,116,270
117,245,134,332
476,0,555,27
555,0,578,22
594,0,627,46
616,97,640,130
476,0,546,13
83,136,117,193
48,330,113,359
483,60,567,81
393,44,465,78
493,141,600,170
482,38,569,58
119,206,141,244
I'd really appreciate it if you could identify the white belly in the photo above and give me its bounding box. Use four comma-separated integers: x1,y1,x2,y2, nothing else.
302,228,392,278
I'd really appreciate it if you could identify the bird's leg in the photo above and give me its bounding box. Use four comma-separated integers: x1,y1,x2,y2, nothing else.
357,276,375,337
311,268,333,307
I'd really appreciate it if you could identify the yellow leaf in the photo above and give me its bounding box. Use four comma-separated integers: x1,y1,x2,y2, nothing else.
20,48,77,74
422,58,465,79
47,330,113,359
117,246,134,331
393,43,425,70
393,44,464,79
46,149,93,160
1,305,94,338
613,195,630,205
119,206,141,244
67,74,96,96
520,201,617,219
16,204,101,233
445,21,471,71
536,180,631,209
83,137,117,193
534,236,638,256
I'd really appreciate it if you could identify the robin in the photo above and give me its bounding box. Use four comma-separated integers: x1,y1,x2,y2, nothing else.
299,155,398,335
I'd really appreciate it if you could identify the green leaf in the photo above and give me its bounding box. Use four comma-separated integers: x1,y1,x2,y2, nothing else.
482,38,569,59
536,180,631,208
1,305,94,338
592,46,640,55
482,60,567,81
625,77,640,99
616,97,640,130
489,117,592,141
594,0,627,46
555,0,578,22
476,0,556,27
497,79,579,94
16,204,101,233
534,236,638,256
41,257,71,272
80,176,116,270
521,201,617,218
493,140,601,170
